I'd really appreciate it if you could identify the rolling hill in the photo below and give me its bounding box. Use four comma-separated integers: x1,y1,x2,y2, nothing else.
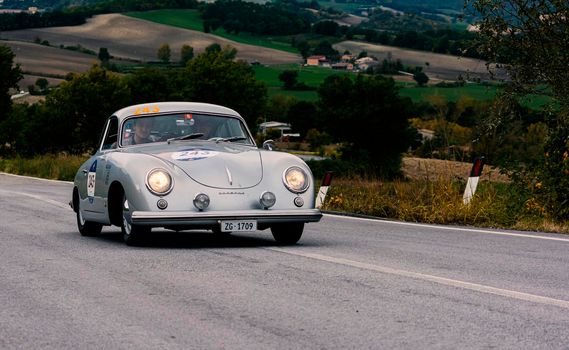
333,40,505,81
0,13,302,65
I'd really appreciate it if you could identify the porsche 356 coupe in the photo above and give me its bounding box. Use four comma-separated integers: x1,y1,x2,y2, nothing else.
71,102,322,245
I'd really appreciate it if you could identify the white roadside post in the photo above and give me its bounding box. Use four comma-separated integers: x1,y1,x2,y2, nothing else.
463,157,485,205
315,171,333,209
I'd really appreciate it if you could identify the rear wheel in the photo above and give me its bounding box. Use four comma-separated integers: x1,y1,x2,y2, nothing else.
121,196,150,246
271,223,304,245
76,202,102,237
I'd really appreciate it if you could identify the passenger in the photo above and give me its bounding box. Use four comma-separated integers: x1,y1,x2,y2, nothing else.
195,117,217,139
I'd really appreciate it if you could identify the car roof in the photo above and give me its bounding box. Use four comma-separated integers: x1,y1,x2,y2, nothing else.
112,102,242,121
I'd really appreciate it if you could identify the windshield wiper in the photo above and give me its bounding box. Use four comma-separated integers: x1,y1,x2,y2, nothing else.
167,133,204,143
216,136,248,143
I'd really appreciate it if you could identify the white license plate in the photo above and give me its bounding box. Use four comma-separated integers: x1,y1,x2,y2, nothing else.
221,220,257,232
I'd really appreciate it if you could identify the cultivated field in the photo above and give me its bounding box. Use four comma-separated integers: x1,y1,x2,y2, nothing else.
334,40,507,81
1,40,102,89
0,14,302,65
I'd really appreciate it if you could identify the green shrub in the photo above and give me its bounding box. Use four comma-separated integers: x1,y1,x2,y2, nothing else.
0,154,88,181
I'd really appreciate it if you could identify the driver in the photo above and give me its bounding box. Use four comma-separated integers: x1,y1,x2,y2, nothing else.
126,118,155,145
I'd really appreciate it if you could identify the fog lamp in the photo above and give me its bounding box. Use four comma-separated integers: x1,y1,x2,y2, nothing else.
157,199,168,210
260,191,276,209
193,193,210,211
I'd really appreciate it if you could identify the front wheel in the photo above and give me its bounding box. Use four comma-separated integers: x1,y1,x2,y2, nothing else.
76,203,102,237
271,223,304,245
121,196,150,246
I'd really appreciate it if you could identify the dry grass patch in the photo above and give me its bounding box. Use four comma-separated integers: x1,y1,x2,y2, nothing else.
402,157,510,183
323,176,569,234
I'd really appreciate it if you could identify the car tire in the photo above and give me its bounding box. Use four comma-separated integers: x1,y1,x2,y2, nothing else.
270,223,304,245
76,203,103,237
121,196,150,246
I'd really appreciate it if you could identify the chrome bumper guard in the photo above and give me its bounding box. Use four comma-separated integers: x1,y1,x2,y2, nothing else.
130,209,322,226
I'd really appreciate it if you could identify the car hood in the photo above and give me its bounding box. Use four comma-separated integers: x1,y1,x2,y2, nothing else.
125,142,262,189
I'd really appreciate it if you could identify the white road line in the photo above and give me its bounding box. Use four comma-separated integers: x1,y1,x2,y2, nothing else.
0,189,70,210
0,172,73,184
269,247,569,309
324,213,569,243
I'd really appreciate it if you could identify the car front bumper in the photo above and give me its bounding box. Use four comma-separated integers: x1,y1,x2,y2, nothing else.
130,209,322,227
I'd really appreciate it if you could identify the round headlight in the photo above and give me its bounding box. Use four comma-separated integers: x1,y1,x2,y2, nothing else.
283,166,309,193
146,169,173,195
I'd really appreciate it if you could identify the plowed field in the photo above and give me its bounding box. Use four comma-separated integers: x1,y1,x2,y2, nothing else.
1,14,301,65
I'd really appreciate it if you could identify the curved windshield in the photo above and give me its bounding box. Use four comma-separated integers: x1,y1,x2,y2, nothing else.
120,113,253,147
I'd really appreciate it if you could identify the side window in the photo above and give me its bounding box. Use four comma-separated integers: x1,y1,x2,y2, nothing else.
101,117,119,150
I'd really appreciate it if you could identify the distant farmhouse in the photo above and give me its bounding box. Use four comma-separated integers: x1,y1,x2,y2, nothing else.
0,7,39,13
305,54,376,72
306,55,328,67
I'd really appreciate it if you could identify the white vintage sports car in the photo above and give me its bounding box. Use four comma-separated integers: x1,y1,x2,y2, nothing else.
71,102,322,245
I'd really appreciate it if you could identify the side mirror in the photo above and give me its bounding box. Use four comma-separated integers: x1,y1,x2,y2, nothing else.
262,139,275,151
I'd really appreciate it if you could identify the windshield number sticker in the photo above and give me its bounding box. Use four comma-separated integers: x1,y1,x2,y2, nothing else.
133,105,160,115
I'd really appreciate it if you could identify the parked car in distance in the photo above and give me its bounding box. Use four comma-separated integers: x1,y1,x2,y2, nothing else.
71,102,322,245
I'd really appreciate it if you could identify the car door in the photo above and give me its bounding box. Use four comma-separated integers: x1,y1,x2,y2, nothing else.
86,117,119,215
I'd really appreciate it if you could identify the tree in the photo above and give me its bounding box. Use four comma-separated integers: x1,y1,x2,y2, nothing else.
125,68,180,104
35,78,49,94
98,47,110,64
278,70,298,89
313,20,339,36
413,71,429,87
183,46,267,127
180,44,194,65
313,40,339,61
205,43,222,54
0,45,23,123
286,101,319,138
42,65,130,153
318,74,419,178
469,0,569,106
157,43,171,63
296,40,311,59
469,0,569,219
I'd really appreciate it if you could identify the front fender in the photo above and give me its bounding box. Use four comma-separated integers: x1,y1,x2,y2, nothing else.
107,153,176,212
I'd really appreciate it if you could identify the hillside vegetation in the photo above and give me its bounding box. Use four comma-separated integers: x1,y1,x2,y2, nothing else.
0,14,301,64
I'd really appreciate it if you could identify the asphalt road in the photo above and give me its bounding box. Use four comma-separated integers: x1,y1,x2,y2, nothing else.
1,173,569,349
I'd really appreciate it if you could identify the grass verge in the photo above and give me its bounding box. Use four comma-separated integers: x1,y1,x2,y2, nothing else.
321,176,569,234
1,154,567,234
0,154,87,181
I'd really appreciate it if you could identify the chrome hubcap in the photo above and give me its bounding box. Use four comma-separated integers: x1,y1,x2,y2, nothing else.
78,209,86,226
